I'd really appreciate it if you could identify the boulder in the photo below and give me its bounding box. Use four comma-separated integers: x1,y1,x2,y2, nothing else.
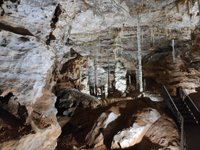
111,108,161,149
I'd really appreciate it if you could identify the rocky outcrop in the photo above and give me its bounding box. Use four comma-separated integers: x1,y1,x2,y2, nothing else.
57,99,180,149
143,51,200,94
111,108,160,149
0,30,54,104
0,89,61,150
192,23,200,51
145,116,180,150
85,111,120,148
0,125,60,150
55,89,100,116
0,0,66,149
54,52,87,92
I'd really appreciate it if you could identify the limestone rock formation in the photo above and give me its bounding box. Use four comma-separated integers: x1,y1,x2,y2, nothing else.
0,0,65,149
55,89,100,116
0,0,199,149
85,111,120,148
145,116,180,150
114,61,127,94
111,108,161,149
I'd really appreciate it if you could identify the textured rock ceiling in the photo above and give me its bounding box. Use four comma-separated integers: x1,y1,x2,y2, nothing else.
0,0,200,149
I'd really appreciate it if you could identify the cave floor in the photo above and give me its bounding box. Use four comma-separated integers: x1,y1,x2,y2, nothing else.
56,97,163,150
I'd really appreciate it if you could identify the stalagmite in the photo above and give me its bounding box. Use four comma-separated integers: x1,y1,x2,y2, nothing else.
137,14,143,93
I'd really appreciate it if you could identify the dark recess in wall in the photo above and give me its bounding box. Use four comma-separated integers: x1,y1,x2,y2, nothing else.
51,4,62,29
0,92,14,104
46,4,62,45
0,22,33,36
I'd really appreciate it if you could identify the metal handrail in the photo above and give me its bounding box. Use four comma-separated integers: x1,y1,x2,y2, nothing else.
181,89,200,124
180,115,186,150
163,86,186,150
182,89,200,112
163,86,180,118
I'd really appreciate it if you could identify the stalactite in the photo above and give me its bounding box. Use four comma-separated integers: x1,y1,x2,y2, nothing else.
120,25,124,57
107,48,110,94
150,26,155,47
186,0,190,15
113,27,117,59
135,68,139,90
176,0,196,14
94,58,97,96
137,14,143,93
141,29,144,46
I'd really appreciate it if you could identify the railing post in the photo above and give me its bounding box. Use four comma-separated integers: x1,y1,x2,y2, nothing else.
180,116,185,150
163,85,185,150
176,86,183,99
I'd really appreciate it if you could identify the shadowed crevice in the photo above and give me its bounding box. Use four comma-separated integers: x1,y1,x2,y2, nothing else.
0,22,33,36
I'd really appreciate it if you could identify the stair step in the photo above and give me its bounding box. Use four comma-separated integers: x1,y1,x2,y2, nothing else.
185,122,198,125
177,104,188,107
184,116,198,123
174,104,187,107
184,116,196,120
179,109,191,112
184,119,196,122
181,114,192,117
176,105,187,108
178,110,190,113
177,108,187,111
185,120,199,124
178,110,189,113
165,92,199,125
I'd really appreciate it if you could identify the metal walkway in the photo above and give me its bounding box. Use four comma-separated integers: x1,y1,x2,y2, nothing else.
163,86,200,150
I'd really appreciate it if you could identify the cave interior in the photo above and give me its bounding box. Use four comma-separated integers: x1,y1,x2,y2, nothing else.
0,0,200,150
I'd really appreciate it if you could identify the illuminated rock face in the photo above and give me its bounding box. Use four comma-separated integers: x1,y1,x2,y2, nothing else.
0,30,54,104
0,0,199,149
145,116,180,150
111,108,161,149
85,111,120,148
0,30,61,150
0,1,65,149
